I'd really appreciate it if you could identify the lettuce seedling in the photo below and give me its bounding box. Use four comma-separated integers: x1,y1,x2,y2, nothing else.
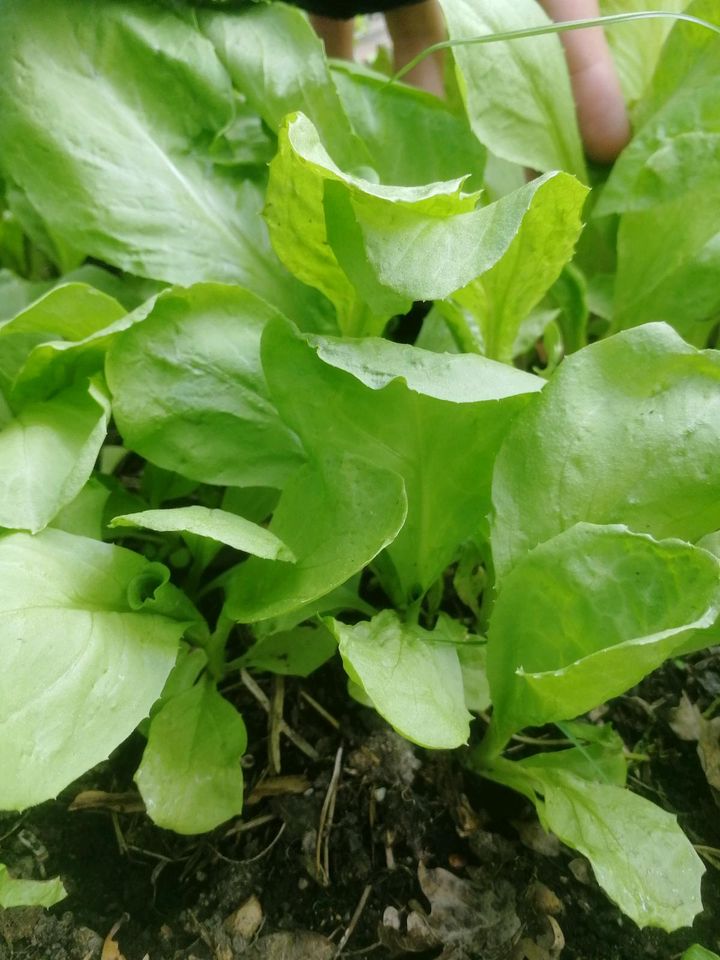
0,0,718,932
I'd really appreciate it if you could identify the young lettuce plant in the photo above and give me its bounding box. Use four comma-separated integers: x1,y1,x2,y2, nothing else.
253,319,720,932
0,0,719,934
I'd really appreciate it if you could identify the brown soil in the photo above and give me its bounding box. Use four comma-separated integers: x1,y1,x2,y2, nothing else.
1,652,719,960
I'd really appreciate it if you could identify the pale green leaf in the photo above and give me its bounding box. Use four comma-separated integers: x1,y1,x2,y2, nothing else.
0,270,53,324
330,60,485,188
682,947,720,960
0,283,126,404
0,529,189,809
0,0,324,323
262,317,542,601
486,524,720,748
445,174,588,360
533,768,704,930
225,454,407,623
0,379,110,534
50,476,111,541
199,2,366,171
265,112,478,335
438,0,586,179
0,282,125,343
458,641,492,714
597,2,720,335
601,0,689,106
241,624,337,677
110,506,294,561
519,721,627,787
10,294,158,407
0,864,66,910
491,324,720,581
106,284,304,489
136,678,247,834
345,171,585,304
331,610,471,749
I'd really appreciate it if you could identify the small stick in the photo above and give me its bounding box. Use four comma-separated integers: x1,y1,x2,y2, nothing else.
225,813,278,837
334,884,372,957
269,676,285,775
242,821,287,865
384,830,396,871
300,689,341,730
111,812,128,857
241,669,319,761
316,745,344,886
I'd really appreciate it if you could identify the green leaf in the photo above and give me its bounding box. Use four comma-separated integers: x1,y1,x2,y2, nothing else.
4,182,84,275
50,476,111,541
443,174,588,360
241,624,337,677
0,529,189,809
0,864,67,910
8,294,158,407
600,0,689,106
0,0,322,322
458,641,491,714
486,523,720,748
330,610,471,749
517,766,704,931
597,2,720,336
249,575,375,640
262,317,542,601
0,283,126,404
682,947,720,960
135,677,247,834
106,284,305,489
265,112,478,335
613,138,720,338
437,0,587,179
226,454,407,623
518,721,627,787
110,506,294,561
330,61,485,188
0,379,110,534
491,323,720,581
199,1,366,171
343,171,585,305
0,270,53,324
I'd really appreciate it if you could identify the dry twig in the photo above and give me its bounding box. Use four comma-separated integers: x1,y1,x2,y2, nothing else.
241,669,319,760
316,745,344,886
334,884,372,957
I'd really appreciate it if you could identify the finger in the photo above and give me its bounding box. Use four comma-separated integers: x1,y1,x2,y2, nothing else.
539,0,630,163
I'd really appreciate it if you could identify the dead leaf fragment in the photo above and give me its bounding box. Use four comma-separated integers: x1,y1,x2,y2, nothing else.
670,693,720,794
70,790,145,814
670,693,703,741
527,881,563,916
245,931,334,959
568,858,594,887
379,904,439,953
513,819,561,857
699,718,720,793
101,917,129,960
224,894,263,941
538,915,565,956
246,775,311,805
468,828,516,866
420,863,520,956
511,938,554,960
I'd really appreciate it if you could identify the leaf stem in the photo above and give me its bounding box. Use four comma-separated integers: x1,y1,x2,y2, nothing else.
470,719,510,769
391,11,720,88
207,612,234,680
